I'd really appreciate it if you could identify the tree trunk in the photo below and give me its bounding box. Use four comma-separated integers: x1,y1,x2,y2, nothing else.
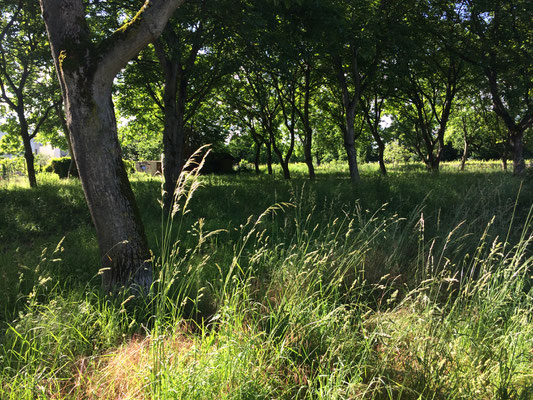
161,68,187,214
253,140,261,174
249,127,263,175
271,138,291,179
71,86,152,290
303,129,315,180
510,130,525,176
377,140,387,176
425,149,440,172
20,120,37,188
428,159,440,172
460,140,468,171
266,141,273,175
41,0,185,291
315,153,321,167
485,68,530,176
280,161,291,180
344,110,360,182
153,32,202,213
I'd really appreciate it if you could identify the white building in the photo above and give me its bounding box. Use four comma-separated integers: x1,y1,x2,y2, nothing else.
0,131,67,158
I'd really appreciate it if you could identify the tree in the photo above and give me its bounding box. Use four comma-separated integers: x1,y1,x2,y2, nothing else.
390,56,463,171
387,1,465,171
241,67,290,178
458,0,532,175
448,86,509,170
221,76,270,174
0,0,59,187
269,0,331,180
154,0,234,211
40,0,185,291
116,0,237,211
326,0,399,182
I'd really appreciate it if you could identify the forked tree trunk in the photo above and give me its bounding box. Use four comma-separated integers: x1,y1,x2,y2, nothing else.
280,161,291,180
424,146,441,172
40,0,185,291
270,125,294,180
271,134,291,179
66,83,153,291
334,54,360,183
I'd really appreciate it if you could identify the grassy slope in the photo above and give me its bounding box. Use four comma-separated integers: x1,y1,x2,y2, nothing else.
0,162,532,399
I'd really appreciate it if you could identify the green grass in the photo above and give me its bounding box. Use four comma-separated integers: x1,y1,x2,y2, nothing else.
0,162,532,399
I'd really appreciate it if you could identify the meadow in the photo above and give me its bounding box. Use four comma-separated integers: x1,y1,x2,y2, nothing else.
0,161,532,399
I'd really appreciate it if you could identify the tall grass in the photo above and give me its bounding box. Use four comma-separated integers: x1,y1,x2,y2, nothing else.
0,162,531,399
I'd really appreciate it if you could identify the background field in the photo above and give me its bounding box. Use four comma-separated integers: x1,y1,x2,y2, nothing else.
0,162,532,399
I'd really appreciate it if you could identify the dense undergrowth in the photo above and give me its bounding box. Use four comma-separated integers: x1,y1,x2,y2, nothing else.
0,161,532,399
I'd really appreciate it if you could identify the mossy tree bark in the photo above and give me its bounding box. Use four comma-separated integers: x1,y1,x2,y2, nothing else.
40,0,185,291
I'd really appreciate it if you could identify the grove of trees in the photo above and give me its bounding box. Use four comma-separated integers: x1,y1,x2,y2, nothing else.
0,0,531,289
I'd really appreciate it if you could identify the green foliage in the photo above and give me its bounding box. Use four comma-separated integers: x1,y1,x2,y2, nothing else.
0,156,25,178
123,159,136,174
0,132,23,156
383,140,413,163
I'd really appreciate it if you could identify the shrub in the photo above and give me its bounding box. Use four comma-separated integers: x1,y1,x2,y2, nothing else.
384,140,413,163
45,158,136,178
45,157,78,178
